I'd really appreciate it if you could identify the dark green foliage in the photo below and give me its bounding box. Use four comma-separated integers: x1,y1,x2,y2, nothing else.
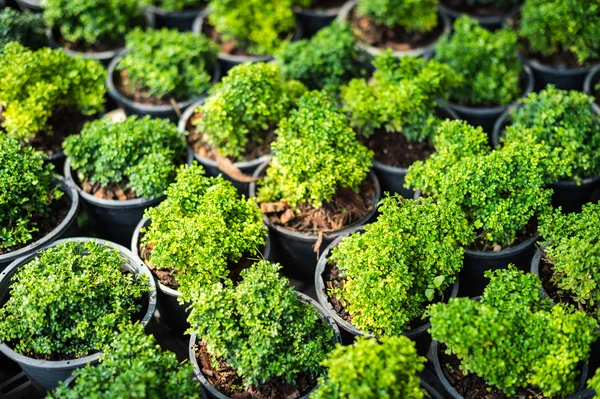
50,323,200,398
63,116,185,199
435,16,522,106
257,91,372,209
0,138,61,249
428,266,599,397
0,9,47,52
0,241,149,358
187,260,334,388
328,196,473,336
118,28,218,100
152,0,201,12
355,0,438,32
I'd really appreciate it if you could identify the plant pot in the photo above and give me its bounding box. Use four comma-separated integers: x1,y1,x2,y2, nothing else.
583,64,600,115
0,177,79,272
249,161,381,282
188,291,341,399
145,5,205,31
14,0,41,13
293,1,343,37
0,237,157,391
438,2,521,31
520,53,599,91
46,29,124,68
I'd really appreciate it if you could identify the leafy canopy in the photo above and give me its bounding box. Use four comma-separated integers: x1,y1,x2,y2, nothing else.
152,0,202,12
589,371,600,396
0,9,47,52
355,0,438,32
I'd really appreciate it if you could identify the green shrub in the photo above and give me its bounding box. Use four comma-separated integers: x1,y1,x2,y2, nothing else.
341,50,459,141
50,322,200,398
193,62,305,160
355,0,438,32
118,28,218,100
311,336,425,399
503,86,600,183
63,116,185,199
519,0,600,64
435,16,522,106
0,9,47,52
142,164,266,292
428,266,599,397
187,260,334,389
152,0,202,11
589,371,600,395
0,240,149,359
406,120,552,248
256,91,372,209
0,42,106,143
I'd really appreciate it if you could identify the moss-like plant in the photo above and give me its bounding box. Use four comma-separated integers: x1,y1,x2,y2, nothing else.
187,260,334,390
406,120,552,248
50,322,200,398
503,86,600,183
0,240,149,359
193,62,305,160
142,164,266,292
435,16,522,106
428,266,599,397
0,9,47,52
257,91,372,210
0,42,106,143
355,0,438,33
151,0,202,11
63,116,185,199
118,28,218,101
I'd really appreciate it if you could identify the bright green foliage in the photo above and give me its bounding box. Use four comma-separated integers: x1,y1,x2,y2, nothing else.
428,266,599,397
0,9,47,52
0,241,149,358
63,116,185,199
152,0,202,11
355,0,438,32
257,91,372,209
187,260,334,388
435,16,522,106
503,86,600,183
276,22,369,94
406,120,552,248
0,43,106,142
194,62,305,160
50,323,200,399
311,336,425,399
328,196,473,336
142,164,266,292
118,28,218,100
519,0,600,64
539,202,600,317
0,138,61,249
341,50,459,141
589,371,600,395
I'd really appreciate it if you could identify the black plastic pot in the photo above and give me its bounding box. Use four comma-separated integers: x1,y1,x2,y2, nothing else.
293,3,342,37
583,64,600,115
249,161,381,282
0,237,157,391
521,53,599,91
46,29,124,68
438,2,521,31
0,177,79,272
145,5,205,31
14,0,41,13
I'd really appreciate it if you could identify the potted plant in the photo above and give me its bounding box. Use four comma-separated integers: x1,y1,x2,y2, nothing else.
132,163,270,335
0,238,156,390
429,266,598,398
146,0,207,31
493,86,600,213
0,42,106,171
434,16,534,134
516,0,600,90
107,27,219,121
584,65,600,115
0,138,79,271
63,116,187,245
406,120,552,296
337,0,451,58
180,62,305,195
341,50,459,197
250,91,379,281
292,0,347,37
187,260,341,399
439,0,522,31
0,8,47,50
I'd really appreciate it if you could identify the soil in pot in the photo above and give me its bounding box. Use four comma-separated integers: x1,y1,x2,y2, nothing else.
56,31,125,54
362,131,434,168
115,70,182,106
441,0,515,17
468,218,537,253
79,178,139,201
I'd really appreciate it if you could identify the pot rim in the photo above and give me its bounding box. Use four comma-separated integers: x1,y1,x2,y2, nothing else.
293,3,342,17
463,232,539,259
146,4,204,18
583,64,600,115
438,2,521,25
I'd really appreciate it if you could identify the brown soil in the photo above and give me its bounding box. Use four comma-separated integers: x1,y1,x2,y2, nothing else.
441,0,513,16
362,131,435,168
303,0,346,11
468,218,537,252
115,70,175,106
58,32,124,54
195,341,316,398
80,179,139,201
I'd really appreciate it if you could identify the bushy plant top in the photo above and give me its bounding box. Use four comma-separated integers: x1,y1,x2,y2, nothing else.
0,43,106,142
355,0,438,32
0,240,149,358
503,86,600,183
256,91,372,210
341,50,459,141
328,195,472,336
152,0,202,12
519,0,600,64
406,120,552,248
63,116,185,199
428,266,599,397
188,260,334,388
435,16,522,106
311,336,426,399
118,28,218,100
0,9,46,52
194,62,305,160
50,322,200,398
589,371,600,396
